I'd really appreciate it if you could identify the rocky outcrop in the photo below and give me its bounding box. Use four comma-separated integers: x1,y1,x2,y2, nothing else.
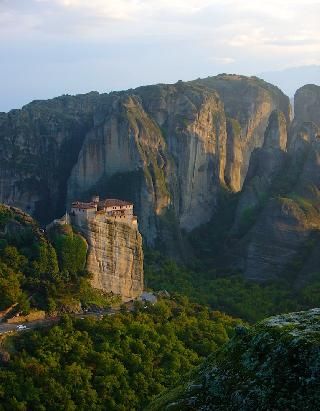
229,89,320,281
3,76,320,283
224,118,243,191
0,203,42,238
152,309,320,410
294,84,320,126
66,78,289,245
191,75,291,190
72,216,144,300
67,84,228,243
135,83,228,232
263,109,288,150
0,75,290,249
67,93,170,244
232,110,288,233
233,197,317,281
0,92,102,222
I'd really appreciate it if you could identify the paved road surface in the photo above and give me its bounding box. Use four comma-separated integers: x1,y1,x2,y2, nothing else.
0,309,119,335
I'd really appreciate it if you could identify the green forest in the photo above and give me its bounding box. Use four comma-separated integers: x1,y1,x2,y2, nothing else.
0,205,320,410
0,206,116,316
0,298,240,410
145,250,320,323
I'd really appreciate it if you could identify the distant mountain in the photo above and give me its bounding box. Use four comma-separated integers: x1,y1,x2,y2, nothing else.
259,65,320,97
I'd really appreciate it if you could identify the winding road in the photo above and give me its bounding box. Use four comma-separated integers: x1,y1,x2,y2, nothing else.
0,309,119,335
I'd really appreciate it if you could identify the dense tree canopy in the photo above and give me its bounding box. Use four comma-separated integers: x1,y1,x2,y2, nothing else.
0,298,241,410
50,225,87,277
145,250,320,322
0,206,113,314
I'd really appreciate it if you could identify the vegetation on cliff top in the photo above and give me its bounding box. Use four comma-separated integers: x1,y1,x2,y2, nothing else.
149,308,320,410
49,224,87,277
0,205,115,315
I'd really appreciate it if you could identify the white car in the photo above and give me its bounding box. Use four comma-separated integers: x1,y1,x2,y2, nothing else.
16,325,27,330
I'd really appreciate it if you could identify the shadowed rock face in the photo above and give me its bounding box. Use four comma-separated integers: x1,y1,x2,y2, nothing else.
234,197,315,281
294,84,320,127
0,75,290,249
233,109,288,229
1,76,320,283
0,93,102,223
67,85,228,244
263,109,288,150
191,75,291,190
230,87,320,281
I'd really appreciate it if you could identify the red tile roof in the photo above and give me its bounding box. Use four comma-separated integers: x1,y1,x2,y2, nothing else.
71,198,133,210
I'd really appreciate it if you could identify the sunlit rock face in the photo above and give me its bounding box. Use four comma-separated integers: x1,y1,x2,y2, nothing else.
67,84,228,243
72,213,144,301
190,74,291,191
230,86,320,281
0,75,291,253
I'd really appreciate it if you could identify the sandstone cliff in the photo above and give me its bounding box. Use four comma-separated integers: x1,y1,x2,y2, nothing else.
65,77,289,246
72,216,144,300
135,82,227,232
229,85,320,281
293,84,320,126
0,75,290,251
191,74,291,190
2,76,320,283
233,109,288,230
0,92,102,222
67,83,228,244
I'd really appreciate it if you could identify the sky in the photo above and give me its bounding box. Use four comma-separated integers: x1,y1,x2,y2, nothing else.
1,0,320,112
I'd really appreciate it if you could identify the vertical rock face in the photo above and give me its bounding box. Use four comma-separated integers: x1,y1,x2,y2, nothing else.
234,197,314,281
191,75,291,190
263,110,287,150
67,94,170,244
224,118,243,191
67,83,228,242
294,84,320,126
0,93,101,222
73,216,144,301
230,87,320,281
0,75,291,252
233,110,288,225
136,83,228,231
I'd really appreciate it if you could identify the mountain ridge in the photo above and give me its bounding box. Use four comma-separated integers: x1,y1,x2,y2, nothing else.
1,74,320,283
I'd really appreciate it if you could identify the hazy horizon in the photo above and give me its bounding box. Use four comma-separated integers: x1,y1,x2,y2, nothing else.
1,0,320,112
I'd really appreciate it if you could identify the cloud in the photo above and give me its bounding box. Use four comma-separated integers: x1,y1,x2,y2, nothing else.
210,57,235,64
0,0,319,111
55,0,217,16
1,0,320,50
